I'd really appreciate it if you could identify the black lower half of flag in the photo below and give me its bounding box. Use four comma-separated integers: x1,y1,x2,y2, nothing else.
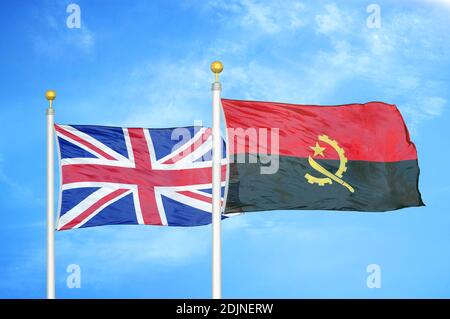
225,156,424,214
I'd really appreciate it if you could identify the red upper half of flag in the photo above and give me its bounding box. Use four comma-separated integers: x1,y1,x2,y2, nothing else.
222,99,418,162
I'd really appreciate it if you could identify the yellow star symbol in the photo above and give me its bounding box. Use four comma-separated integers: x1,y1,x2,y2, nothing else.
310,142,326,157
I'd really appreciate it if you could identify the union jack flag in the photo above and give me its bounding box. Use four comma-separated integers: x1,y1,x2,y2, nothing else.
55,124,228,230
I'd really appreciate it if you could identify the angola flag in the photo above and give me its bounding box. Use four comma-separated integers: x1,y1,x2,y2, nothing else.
222,99,424,213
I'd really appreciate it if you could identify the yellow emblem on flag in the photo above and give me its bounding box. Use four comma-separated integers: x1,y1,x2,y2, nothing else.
305,135,355,193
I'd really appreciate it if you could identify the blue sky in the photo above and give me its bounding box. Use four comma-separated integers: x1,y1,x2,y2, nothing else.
0,0,450,298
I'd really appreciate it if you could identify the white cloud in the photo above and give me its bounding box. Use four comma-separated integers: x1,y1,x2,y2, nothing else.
31,6,95,57
33,27,94,56
120,59,214,128
424,97,446,116
183,2,448,133
402,96,447,130
315,3,351,34
240,0,305,33
308,4,448,128
419,0,450,8
106,2,442,132
56,215,309,267
206,0,306,34
40,22,94,53
234,216,318,240
57,226,211,265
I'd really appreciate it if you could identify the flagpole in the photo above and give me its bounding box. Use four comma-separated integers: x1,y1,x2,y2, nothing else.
211,61,223,299
45,90,56,299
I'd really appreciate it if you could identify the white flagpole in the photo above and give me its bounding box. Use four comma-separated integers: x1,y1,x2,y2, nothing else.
211,61,223,299
45,90,56,299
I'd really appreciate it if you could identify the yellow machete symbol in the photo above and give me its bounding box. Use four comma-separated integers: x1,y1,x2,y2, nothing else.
304,135,355,193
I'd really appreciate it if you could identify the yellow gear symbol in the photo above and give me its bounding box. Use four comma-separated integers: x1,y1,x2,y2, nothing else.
305,135,354,193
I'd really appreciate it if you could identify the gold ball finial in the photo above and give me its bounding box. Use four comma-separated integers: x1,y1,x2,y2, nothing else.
45,90,56,101
211,61,223,74
211,61,223,82
45,90,56,108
